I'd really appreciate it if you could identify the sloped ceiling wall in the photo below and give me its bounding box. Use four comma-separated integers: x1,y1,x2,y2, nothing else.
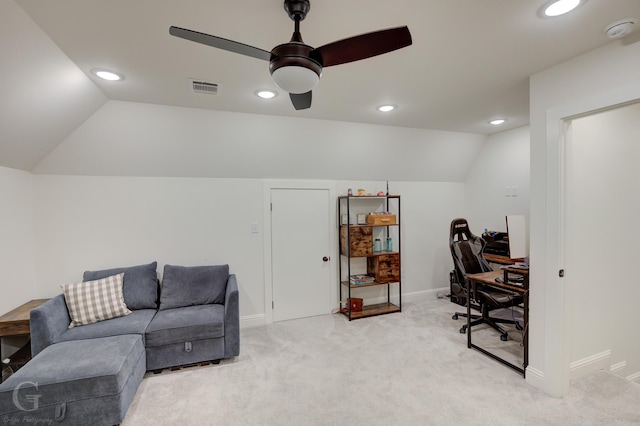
33,100,486,181
0,1,106,171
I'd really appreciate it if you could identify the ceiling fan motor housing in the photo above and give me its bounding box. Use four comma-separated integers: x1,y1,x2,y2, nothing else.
269,42,322,93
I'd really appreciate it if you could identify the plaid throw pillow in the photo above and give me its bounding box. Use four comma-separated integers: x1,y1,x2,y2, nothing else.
61,273,132,328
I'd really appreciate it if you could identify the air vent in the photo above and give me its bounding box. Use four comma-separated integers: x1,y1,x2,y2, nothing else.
190,80,218,95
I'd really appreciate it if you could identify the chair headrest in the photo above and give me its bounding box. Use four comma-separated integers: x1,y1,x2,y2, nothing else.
450,218,473,242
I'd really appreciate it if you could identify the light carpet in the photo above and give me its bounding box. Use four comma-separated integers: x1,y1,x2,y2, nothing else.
123,296,640,425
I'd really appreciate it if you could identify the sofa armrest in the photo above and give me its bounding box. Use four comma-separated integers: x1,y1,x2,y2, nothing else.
30,294,70,357
223,274,239,357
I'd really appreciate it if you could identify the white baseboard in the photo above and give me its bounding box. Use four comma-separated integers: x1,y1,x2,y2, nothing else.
526,365,545,390
610,361,626,374
351,287,449,307
569,350,612,380
403,287,448,302
242,288,448,329
627,371,640,383
240,313,265,329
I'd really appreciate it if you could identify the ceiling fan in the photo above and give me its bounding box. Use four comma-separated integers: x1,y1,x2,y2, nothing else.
170,0,412,110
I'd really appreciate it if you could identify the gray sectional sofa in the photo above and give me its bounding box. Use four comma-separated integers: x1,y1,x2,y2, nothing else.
0,261,239,425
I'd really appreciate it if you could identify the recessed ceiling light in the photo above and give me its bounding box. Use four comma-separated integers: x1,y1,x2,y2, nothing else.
255,90,277,99
489,119,506,125
91,69,123,81
377,105,396,112
544,0,581,17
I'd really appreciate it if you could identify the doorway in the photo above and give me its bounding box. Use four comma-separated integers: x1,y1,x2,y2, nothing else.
269,186,334,322
564,102,640,380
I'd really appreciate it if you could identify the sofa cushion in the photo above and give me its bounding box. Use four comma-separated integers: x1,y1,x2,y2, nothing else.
145,304,225,347
61,273,131,328
0,334,145,425
159,264,229,310
84,261,159,310
56,309,157,344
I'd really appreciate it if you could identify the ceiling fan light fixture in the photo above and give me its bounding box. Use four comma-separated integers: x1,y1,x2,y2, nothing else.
544,0,581,17
271,65,320,94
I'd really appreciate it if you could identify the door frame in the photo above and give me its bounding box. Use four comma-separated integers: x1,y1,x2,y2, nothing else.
533,85,640,396
262,180,337,324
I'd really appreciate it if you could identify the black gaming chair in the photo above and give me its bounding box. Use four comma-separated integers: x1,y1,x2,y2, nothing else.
449,218,523,341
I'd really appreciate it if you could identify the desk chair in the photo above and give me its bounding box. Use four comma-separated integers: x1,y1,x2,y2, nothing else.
449,218,523,341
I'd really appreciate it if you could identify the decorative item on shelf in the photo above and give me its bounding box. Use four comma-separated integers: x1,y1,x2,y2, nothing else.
373,238,382,253
347,188,353,196
357,188,365,196
386,237,393,252
366,212,397,225
350,274,375,285
377,190,385,196
340,214,348,225
346,298,363,312
356,213,367,225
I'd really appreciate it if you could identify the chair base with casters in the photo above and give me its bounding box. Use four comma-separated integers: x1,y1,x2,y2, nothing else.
463,289,523,341
449,269,481,333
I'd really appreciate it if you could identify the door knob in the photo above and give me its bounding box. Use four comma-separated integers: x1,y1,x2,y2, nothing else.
323,256,330,262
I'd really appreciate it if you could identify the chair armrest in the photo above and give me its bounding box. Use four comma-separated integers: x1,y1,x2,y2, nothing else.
223,274,239,357
29,294,70,357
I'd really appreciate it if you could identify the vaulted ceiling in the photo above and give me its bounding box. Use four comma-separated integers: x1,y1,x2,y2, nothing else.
2,0,640,171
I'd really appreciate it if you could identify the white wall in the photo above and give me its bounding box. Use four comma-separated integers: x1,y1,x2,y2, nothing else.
530,38,640,394
464,126,530,233
28,176,465,327
0,166,36,357
32,176,265,317
32,100,486,182
0,167,36,312
567,104,640,380
392,181,467,293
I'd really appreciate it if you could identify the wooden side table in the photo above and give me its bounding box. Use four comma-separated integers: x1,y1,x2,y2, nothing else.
0,299,49,383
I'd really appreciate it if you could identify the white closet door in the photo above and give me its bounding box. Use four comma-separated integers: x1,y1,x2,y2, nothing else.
271,188,332,322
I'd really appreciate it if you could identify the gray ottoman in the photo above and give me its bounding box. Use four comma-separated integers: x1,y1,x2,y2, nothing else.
0,334,145,425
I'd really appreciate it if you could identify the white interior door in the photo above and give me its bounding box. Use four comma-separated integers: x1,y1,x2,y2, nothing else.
271,188,332,322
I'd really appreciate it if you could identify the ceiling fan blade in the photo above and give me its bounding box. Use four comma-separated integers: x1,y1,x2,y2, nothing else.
169,26,271,61
313,26,412,67
290,91,312,110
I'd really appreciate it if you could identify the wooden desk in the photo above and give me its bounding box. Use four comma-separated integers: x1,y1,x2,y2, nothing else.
483,253,525,266
465,269,529,376
0,299,49,382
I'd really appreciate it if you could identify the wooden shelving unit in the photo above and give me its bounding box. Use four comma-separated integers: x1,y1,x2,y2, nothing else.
347,302,401,319
338,195,401,320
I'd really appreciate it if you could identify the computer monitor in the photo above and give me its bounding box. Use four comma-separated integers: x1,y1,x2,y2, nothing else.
506,215,528,260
